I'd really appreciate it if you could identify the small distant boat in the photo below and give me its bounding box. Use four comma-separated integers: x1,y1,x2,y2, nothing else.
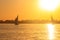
51,16,54,23
15,16,19,25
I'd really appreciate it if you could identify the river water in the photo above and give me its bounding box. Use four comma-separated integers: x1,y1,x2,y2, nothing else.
0,24,60,40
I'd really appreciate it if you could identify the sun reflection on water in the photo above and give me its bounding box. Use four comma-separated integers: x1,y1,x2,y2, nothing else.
47,24,55,40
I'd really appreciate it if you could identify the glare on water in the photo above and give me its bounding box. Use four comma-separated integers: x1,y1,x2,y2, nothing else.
0,24,60,40
47,24,55,40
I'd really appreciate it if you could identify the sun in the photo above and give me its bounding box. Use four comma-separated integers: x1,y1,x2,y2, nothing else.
38,0,59,11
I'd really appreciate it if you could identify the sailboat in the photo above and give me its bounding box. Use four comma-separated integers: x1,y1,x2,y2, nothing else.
51,16,54,22
15,16,19,25
51,16,55,24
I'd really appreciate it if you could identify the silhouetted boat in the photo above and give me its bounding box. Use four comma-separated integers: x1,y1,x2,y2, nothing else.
51,16,54,22
50,16,54,24
50,16,60,24
15,16,19,25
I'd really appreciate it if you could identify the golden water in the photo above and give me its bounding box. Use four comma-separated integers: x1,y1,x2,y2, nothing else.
0,24,60,40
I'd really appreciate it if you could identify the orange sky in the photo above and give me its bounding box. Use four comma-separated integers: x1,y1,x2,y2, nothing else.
0,0,60,20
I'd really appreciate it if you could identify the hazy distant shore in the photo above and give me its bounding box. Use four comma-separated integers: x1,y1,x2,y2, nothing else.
0,20,60,24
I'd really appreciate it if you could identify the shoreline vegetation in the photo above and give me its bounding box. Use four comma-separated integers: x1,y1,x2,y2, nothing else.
0,20,60,24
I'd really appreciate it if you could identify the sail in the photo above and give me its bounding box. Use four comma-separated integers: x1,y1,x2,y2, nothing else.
51,16,53,22
15,16,19,25
51,16,54,24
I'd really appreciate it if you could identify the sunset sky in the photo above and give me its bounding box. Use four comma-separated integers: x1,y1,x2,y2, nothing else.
0,0,60,20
